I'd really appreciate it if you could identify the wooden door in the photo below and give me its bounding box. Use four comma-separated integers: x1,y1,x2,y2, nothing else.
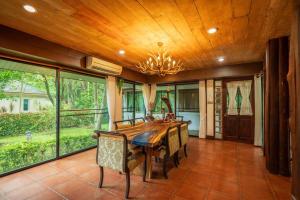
222,78,254,144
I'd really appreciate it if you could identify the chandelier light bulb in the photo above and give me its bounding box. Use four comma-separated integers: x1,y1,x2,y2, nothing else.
136,42,183,76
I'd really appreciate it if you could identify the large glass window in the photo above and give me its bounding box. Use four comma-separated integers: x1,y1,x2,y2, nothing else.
0,58,110,175
0,59,57,174
59,72,107,155
153,85,175,118
176,84,199,136
135,84,145,118
122,82,134,120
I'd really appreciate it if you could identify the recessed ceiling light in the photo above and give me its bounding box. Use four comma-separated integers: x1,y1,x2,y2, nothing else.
118,49,125,55
207,27,218,34
23,5,37,13
217,57,225,62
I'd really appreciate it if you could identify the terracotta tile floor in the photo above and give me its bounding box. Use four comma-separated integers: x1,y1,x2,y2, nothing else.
0,138,291,200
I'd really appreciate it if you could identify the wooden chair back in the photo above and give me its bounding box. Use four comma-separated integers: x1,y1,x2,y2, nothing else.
114,119,133,130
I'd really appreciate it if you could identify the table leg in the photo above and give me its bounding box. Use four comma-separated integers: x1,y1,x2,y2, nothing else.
145,147,153,179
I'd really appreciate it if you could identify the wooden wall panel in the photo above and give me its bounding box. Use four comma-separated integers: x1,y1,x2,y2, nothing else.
278,37,290,176
0,25,148,83
268,39,280,174
289,1,300,199
265,37,290,175
147,62,263,84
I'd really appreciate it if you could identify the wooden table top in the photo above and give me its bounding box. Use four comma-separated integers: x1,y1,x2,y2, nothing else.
117,121,183,147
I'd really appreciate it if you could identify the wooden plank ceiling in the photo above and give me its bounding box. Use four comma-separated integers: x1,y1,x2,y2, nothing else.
0,0,293,71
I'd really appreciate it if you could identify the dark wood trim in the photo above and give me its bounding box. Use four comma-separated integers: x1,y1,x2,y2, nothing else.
290,3,300,198
148,62,263,84
278,37,290,176
265,36,290,176
56,69,60,158
206,135,215,140
213,80,215,138
0,25,148,83
205,80,208,137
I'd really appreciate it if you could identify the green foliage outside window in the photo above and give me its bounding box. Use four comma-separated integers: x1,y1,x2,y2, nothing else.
0,134,95,173
0,60,108,175
153,89,175,113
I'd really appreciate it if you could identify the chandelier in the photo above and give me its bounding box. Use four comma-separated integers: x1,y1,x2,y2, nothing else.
136,42,183,76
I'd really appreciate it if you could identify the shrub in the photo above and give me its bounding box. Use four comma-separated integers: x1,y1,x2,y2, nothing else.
0,112,56,136
0,112,109,136
0,134,96,174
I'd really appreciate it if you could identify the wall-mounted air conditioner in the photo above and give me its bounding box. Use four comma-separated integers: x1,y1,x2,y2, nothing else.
86,56,122,75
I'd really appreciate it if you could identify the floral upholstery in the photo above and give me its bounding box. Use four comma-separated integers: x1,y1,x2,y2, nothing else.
97,134,125,172
167,127,180,156
180,124,189,146
97,134,145,173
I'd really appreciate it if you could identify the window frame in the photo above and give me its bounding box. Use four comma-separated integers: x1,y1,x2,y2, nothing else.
0,57,108,177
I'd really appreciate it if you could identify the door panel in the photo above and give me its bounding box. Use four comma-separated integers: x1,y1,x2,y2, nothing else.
222,78,254,144
238,116,253,143
224,116,239,140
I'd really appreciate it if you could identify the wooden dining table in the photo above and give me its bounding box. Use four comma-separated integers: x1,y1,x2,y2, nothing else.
117,120,188,178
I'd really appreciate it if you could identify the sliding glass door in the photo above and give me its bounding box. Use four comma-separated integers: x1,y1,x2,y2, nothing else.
122,82,134,120
135,84,145,118
59,72,107,155
0,58,108,175
176,83,199,136
0,59,57,174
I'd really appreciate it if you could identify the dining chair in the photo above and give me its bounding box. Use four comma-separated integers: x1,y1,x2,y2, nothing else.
175,115,184,121
115,119,142,154
153,126,180,179
114,119,133,130
133,117,145,126
94,131,146,199
179,123,189,158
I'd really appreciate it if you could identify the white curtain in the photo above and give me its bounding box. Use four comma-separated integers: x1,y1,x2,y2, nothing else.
226,82,239,115
199,80,206,138
142,84,151,114
106,76,117,131
240,80,253,115
149,84,157,112
206,80,214,137
142,83,156,114
254,76,263,146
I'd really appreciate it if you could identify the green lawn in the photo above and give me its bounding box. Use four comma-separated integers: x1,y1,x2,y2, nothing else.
0,124,108,146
